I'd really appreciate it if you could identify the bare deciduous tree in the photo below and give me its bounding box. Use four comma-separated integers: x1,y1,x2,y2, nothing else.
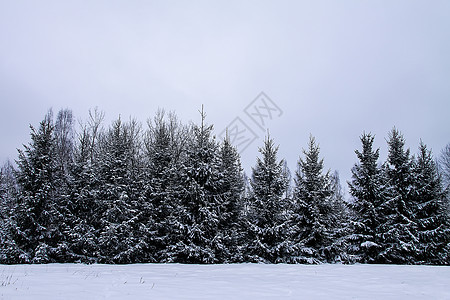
54,109,74,175
438,143,450,192
76,107,105,163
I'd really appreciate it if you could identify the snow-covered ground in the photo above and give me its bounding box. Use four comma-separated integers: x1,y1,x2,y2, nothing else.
0,263,449,299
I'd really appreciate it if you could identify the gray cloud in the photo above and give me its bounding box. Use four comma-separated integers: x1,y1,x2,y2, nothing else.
1,0,449,187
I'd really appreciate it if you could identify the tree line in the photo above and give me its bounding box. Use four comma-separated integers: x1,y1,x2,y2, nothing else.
0,108,449,265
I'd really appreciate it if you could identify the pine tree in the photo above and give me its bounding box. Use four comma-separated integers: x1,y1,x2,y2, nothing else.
347,133,387,263
290,135,335,264
11,112,66,263
244,134,289,263
144,110,188,262
0,161,20,264
330,171,347,224
95,117,144,263
215,132,245,262
412,142,450,264
66,108,104,263
378,128,416,264
168,107,222,263
0,161,17,218
328,171,350,262
48,109,78,262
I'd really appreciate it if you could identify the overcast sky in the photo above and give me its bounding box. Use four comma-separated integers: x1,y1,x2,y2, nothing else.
1,0,449,189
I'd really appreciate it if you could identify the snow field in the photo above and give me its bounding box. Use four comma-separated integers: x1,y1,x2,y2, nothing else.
1,263,449,299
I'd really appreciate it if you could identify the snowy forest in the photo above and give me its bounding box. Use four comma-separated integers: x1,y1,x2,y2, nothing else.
0,108,449,265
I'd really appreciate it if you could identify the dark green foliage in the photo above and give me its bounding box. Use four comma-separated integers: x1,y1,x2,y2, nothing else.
244,134,289,263
347,133,387,263
0,161,21,263
377,128,416,264
144,110,188,262
411,142,450,264
215,134,245,262
348,130,450,265
328,171,350,262
11,113,63,262
1,108,448,265
0,161,17,218
166,108,223,263
94,118,145,263
289,136,338,264
66,108,104,263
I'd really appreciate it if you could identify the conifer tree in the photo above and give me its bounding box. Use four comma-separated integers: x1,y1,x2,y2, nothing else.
0,161,17,218
347,133,387,263
11,112,66,262
49,109,77,262
6,106,450,265
245,134,289,263
412,142,450,264
216,133,245,262
328,170,350,262
144,110,188,262
0,161,19,264
168,107,222,263
67,108,104,263
290,136,336,263
378,128,416,264
95,118,144,263
330,171,347,224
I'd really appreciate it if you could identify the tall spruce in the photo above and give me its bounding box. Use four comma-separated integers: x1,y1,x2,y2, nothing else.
0,161,17,218
168,107,222,263
0,161,19,263
144,110,188,262
378,128,416,264
329,170,350,262
216,132,245,262
347,133,387,263
245,134,289,263
11,112,67,262
411,142,450,264
51,109,77,262
290,136,336,264
3,106,449,265
67,108,104,263
95,118,144,263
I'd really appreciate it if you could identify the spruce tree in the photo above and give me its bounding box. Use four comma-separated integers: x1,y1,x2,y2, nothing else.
95,118,144,263
216,133,245,262
50,109,77,262
0,161,19,264
144,110,187,262
328,171,350,262
0,161,17,218
412,142,450,264
66,109,104,263
244,134,289,263
378,128,416,264
12,112,66,262
347,133,387,263
290,135,335,264
169,107,222,263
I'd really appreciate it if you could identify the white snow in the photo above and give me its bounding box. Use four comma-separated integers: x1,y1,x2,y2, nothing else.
361,241,379,248
0,263,449,299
